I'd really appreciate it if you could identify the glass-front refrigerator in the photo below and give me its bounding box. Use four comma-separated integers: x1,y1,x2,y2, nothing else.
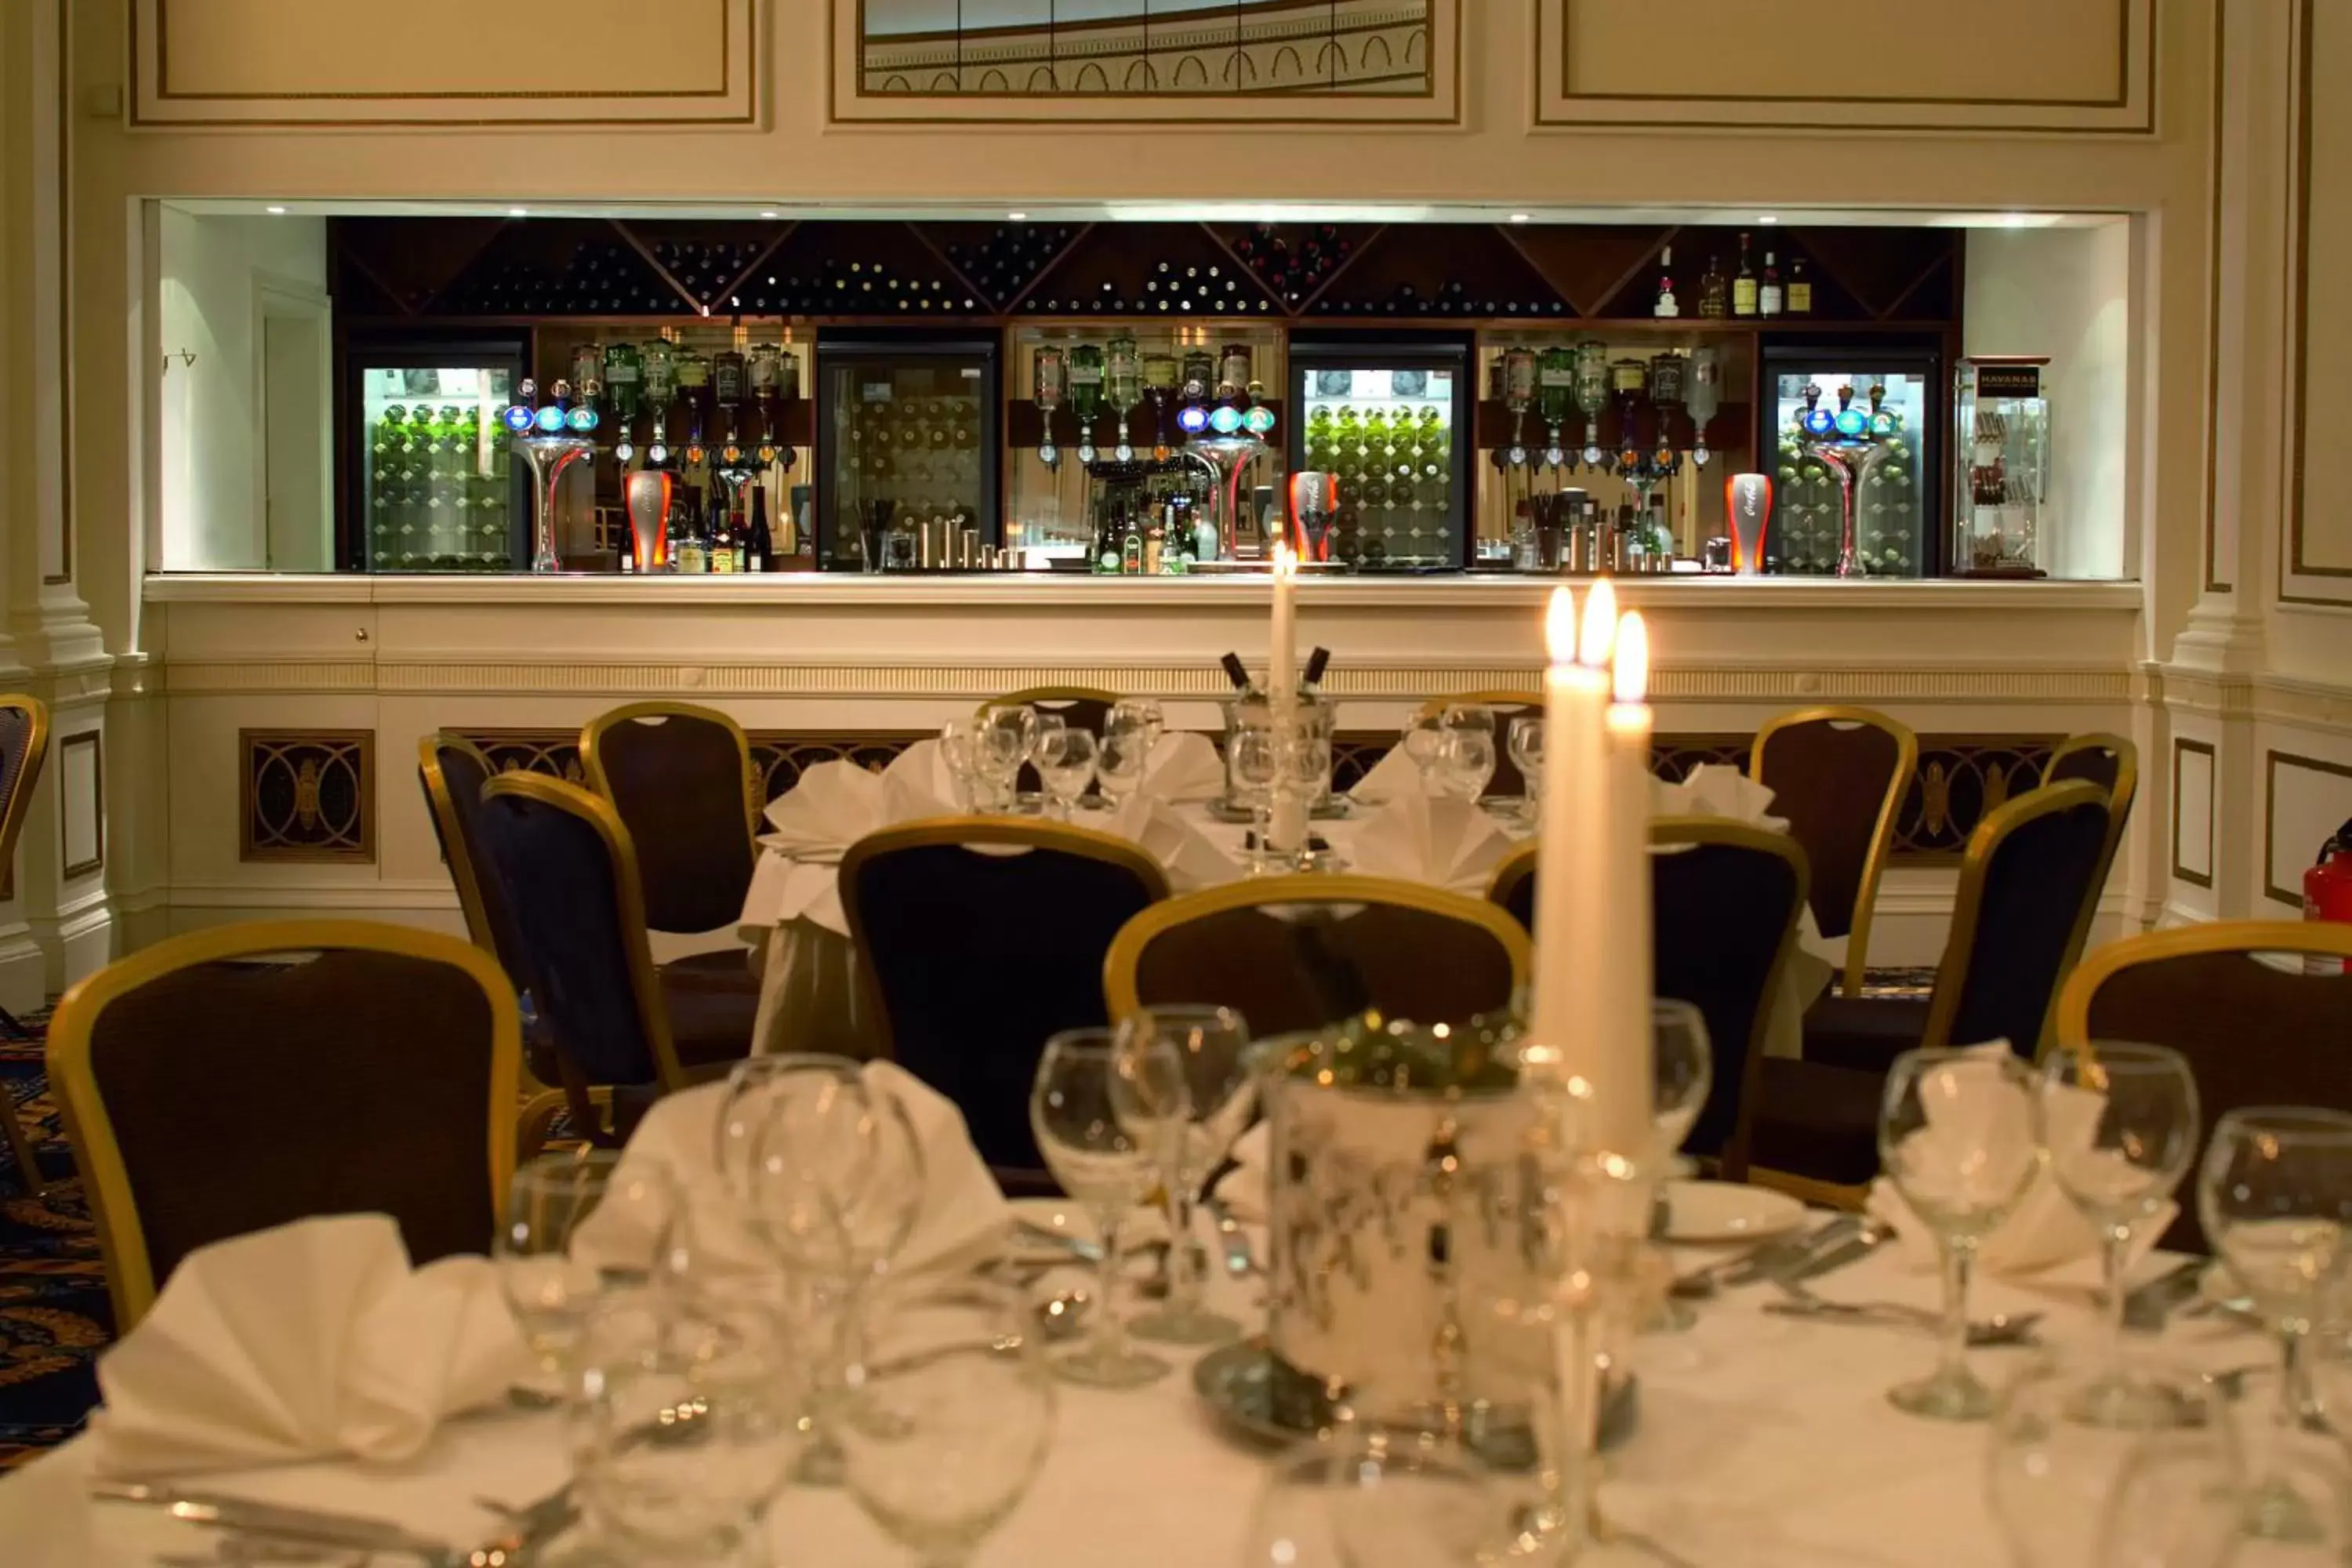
816,333,1000,571
343,335,530,572
1287,333,1475,571
1759,345,1943,578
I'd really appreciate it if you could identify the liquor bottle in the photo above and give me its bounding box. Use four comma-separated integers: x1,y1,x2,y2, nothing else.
670,489,707,574
1120,509,1145,575
1143,513,1164,575
707,492,738,574
1731,233,1759,318
604,343,643,423
713,347,746,411
1653,246,1679,318
746,486,775,572
1759,252,1784,318
1787,257,1813,317
1697,255,1729,319
1095,500,1123,575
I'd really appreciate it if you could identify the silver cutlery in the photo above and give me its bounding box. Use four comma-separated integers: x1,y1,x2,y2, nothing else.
1719,1215,1858,1287
92,1484,463,1565
1778,1221,1889,1286
1014,1217,1106,1264
1762,1285,2042,1348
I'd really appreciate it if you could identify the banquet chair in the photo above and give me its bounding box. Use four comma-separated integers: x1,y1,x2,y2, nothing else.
45,920,520,1331
1414,690,1542,799
474,773,745,1146
1748,779,2113,1201
1486,821,1807,1181
0,694,50,1196
1748,706,1916,997
2040,731,2139,989
841,817,1171,1192
416,733,579,1157
2056,920,2352,1252
580,701,762,1055
1105,874,1530,1042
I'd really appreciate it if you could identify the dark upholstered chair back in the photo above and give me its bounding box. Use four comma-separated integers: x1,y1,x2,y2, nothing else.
474,774,684,1091
1922,780,2112,1057
45,921,519,1330
1416,691,1543,800
2058,922,2352,1252
842,818,1170,1181
1649,821,1809,1179
418,735,526,977
1749,707,1916,993
581,702,757,936
1108,874,1530,1042
2042,732,2140,975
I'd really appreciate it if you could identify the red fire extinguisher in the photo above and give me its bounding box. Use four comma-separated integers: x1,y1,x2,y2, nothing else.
2304,818,2352,974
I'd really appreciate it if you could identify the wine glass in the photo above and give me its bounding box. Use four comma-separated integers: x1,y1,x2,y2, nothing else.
1029,1027,1177,1388
982,704,1039,809
1435,728,1497,804
1506,716,1546,821
2041,1043,2200,1421
1035,728,1098,822
1095,720,1150,811
1987,1355,2242,1568
1878,1047,2047,1421
2198,1105,2352,1541
1399,712,1446,794
1244,1421,1501,1568
1441,702,1497,746
1645,1001,1713,1333
567,1287,804,1564
971,721,1025,814
1116,1005,1254,1345
836,1278,1056,1568
1028,711,1068,768
1283,713,1334,822
498,1152,675,1382
1230,718,1282,870
938,717,985,811
1111,696,1164,756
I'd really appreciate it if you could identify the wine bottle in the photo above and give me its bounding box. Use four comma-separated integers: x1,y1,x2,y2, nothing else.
1304,646,1331,687
1732,232,1759,318
1220,652,1251,690
1759,251,1784,318
746,485,775,572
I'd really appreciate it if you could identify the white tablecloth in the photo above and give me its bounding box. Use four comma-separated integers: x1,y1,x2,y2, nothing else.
1,1225,2257,1568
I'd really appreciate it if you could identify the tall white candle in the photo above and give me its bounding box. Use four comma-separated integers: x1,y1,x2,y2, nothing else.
1269,543,1298,719
1526,581,1613,1078
1599,612,1657,1155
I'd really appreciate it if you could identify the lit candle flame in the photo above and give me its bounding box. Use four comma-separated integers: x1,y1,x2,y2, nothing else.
1613,612,1649,706
1579,577,1617,670
1544,586,1579,666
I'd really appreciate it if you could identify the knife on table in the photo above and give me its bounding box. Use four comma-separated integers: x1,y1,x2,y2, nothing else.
1719,1214,1858,1287
92,1481,461,1562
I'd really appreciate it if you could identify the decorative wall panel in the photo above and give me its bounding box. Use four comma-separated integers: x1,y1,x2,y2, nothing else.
833,0,1459,122
1534,0,2153,133
2263,749,2352,906
240,731,376,864
132,0,757,126
2286,0,2352,604
58,732,103,880
2172,738,2216,889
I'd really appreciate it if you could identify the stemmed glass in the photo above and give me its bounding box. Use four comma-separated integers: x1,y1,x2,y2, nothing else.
1646,1001,1713,1332
1244,1418,1501,1568
982,704,1039,809
967,720,1024,813
1035,728,1098,821
497,1152,676,1384
1116,1005,1255,1346
1283,713,1334,829
567,1287,804,1565
1507,717,1545,821
1230,718,1282,870
1987,1355,2242,1568
2198,1105,2352,1541
1399,712,1446,795
1110,697,1164,756
1878,1047,2047,1421
835,1279,1056,1568
938,717,985,811
1096,721,1150,811
1029,1026,1179,1388
1435,729,1497,804
2040,1043,2199,1420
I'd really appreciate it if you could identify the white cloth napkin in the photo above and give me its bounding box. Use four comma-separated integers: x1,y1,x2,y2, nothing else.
1349,743,1425,806
1866,1043,2175,1284
577,1061,1011,1283
747,756,956,937
85,1214,532,1478
1214,1120,1273,1224
1140,731,1225,804
1652,763,1789,834
1101,793,1236,891
1347,790,1517,895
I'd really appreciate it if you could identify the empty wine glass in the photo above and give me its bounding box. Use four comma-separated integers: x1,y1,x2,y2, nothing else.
1506,716,1546,820
1095,721,1150,811
1029,1027,1178,1388
1245,1408,1503,1568
981,704,1037,811
2041,1043,2200,1421
1645,1001,1713,1333
568,1287,804,1564
1110,696,1164,755
1036,728,1098,821
1283,713,1334,822
1399,712,1446,794
1987,1355,2241,1568
938,717,985,812
836,1279,1056,1568
1230,719,1282,871
2198,1105,2352,1541
1435,729,1497,803
1878,1047,2047,1421
971,722,1025,814
1116,1005,1254,1345
1029,711,1068,764
499,1152,675,1382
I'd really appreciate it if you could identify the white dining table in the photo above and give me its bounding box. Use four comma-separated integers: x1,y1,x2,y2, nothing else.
0,1218,2262,1568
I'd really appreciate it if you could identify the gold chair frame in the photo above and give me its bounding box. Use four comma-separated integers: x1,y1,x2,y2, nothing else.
46,920,521,1331
2053,919,2352,1061
579,699,761,858
1748,705,1918,997
841,815,1174,1061
479,772,695,1098
2040,731,2140,996
0,694,50,1196
418,733,583,1158
1103,872,1532,1025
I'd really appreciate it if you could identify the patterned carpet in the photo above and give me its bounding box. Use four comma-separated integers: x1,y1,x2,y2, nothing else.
0,1011,107,1471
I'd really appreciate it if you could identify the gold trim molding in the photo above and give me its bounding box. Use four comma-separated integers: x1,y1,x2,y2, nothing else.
2170,736,2215,891
2262,748,2352,906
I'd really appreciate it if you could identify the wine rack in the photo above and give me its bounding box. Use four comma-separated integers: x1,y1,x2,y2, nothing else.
1301,224,1570,320
1216,223,1380,310
1010,223,1279,318
919,220,1082,310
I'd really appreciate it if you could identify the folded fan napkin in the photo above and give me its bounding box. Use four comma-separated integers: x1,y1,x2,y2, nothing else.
760,758,887,858
1102,792,1240,891
87,1214,532,1478
1347,790,1517,895
1141,731,1226,804
1866,1042,2174,1284
1651,763,1789,834
1349,744,1425,806
750,757,956,936
576,1060,1011,1283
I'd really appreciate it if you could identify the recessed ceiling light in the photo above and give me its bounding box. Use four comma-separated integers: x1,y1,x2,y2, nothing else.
507,207,528,217
1759,214,1779,224
264,205,287,215
1007,211,1028,222
1508,212,1532,223
759,209,779,219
